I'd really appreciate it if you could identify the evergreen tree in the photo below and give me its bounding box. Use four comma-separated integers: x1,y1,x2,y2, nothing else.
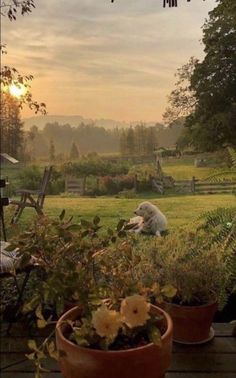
119,130,127,155
146,127,158,155
0,93,24,157
70,142,80,160
49,139,56,161
126,128,135,155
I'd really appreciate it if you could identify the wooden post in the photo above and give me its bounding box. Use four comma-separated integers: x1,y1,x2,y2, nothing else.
191,176,196,193
82,176,87,195
134,174,138,193
96,177,100,192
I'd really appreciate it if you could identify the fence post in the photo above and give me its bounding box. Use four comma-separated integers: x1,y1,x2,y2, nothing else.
134,174,138,193
191,176,196,193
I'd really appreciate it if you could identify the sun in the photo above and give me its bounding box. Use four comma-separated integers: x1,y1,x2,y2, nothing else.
9,83,27,98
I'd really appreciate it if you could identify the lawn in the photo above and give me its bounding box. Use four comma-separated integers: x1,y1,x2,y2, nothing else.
5,193,235,235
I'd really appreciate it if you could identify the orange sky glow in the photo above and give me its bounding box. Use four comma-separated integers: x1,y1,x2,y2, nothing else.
2,0,216,123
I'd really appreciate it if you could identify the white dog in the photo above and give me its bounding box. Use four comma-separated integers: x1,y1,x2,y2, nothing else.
129,201,167,236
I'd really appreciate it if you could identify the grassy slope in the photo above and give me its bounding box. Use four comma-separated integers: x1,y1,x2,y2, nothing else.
5,194,235,234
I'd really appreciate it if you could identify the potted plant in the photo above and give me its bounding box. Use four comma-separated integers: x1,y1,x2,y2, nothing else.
56,295,173,378
7,213,175,377
145,230,230,344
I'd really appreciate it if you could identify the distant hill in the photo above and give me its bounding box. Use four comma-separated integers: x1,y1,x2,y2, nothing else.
23,115,132,130
23,115,164,130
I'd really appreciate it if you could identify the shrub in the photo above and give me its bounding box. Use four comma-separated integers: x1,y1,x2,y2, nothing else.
143,230,230,308
100,176,119,195
17,165,42,191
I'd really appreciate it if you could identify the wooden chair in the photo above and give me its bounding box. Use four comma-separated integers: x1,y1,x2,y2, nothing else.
10,166,52,224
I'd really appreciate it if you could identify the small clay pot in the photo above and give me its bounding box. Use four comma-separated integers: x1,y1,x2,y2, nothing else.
162,301,217,343
56,305,173,378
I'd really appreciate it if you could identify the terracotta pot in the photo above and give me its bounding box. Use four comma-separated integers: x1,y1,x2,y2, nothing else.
162,301,217,343
56,305,173,378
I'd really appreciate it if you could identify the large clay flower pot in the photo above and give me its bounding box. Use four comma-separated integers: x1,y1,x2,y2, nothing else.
162,301,217,344
56,305,173,378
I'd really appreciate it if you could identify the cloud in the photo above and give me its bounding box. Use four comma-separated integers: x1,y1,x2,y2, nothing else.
2,0,217,121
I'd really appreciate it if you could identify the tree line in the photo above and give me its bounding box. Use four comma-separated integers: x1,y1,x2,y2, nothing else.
164,0,236,152
1,100,183,161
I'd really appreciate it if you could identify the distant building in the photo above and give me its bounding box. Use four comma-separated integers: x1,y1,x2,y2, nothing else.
0,153,19,165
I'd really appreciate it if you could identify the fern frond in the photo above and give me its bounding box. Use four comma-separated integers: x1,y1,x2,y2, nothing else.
228,147,236,168
206,147,236,182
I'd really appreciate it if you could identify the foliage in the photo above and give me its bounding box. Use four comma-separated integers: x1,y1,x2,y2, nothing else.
49,139,56,162
164,0,236,152
99,175,135,195
120,124,158,156
0,0,35,20
7,212,176,376
69,142,80,160
63,154,130,179
185,0,236,151
129,164,156,182
207,147,236,183
16,165,64,195
68,295,167,351
199,207,236,302
145,229,229,307
0,93,24,158
1,0,46,115
163,57,198,125
42,122,121,157
17,165,42,190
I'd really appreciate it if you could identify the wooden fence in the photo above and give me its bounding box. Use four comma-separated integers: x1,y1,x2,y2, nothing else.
174,176,236,194
65,176,84,194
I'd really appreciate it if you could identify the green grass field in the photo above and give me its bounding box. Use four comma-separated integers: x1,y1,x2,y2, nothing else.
5,193,235,236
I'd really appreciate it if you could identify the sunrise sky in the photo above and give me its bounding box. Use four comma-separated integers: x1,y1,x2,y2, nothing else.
2,0,216,122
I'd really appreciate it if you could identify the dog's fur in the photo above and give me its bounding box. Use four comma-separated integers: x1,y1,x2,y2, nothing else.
130,201,167,236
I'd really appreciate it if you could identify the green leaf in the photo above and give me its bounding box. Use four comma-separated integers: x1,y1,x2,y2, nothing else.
124,223,138,230
81,219,92,228
66,224,81,231
26,352,35,360
35,305,44,320
93,215,100,225
37,319,47,329
117,219,126,232
28,339,38,351
46,341,59,360
118,230,126,238
148,325,162,347
161,284,177,299
74,335,89,347
107,228,113,236
59,209,65,221
56,297,64,316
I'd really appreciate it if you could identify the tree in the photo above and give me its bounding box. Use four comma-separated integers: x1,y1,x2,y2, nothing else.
185,0,236,151
0,93,24,157
0,1,35,20
163,57,198,125
49,139,55,161
1,0,46,114
69,142,80,160
126,128,135,155
146,127,158,154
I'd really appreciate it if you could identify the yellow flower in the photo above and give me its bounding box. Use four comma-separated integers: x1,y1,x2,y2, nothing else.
92,305,122,339
120,295,150,328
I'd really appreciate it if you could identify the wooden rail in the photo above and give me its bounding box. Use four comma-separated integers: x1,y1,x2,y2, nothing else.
175,177,236,194
65,176,83,194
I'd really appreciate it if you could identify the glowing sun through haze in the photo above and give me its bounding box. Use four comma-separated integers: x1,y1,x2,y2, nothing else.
9,83,27,98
